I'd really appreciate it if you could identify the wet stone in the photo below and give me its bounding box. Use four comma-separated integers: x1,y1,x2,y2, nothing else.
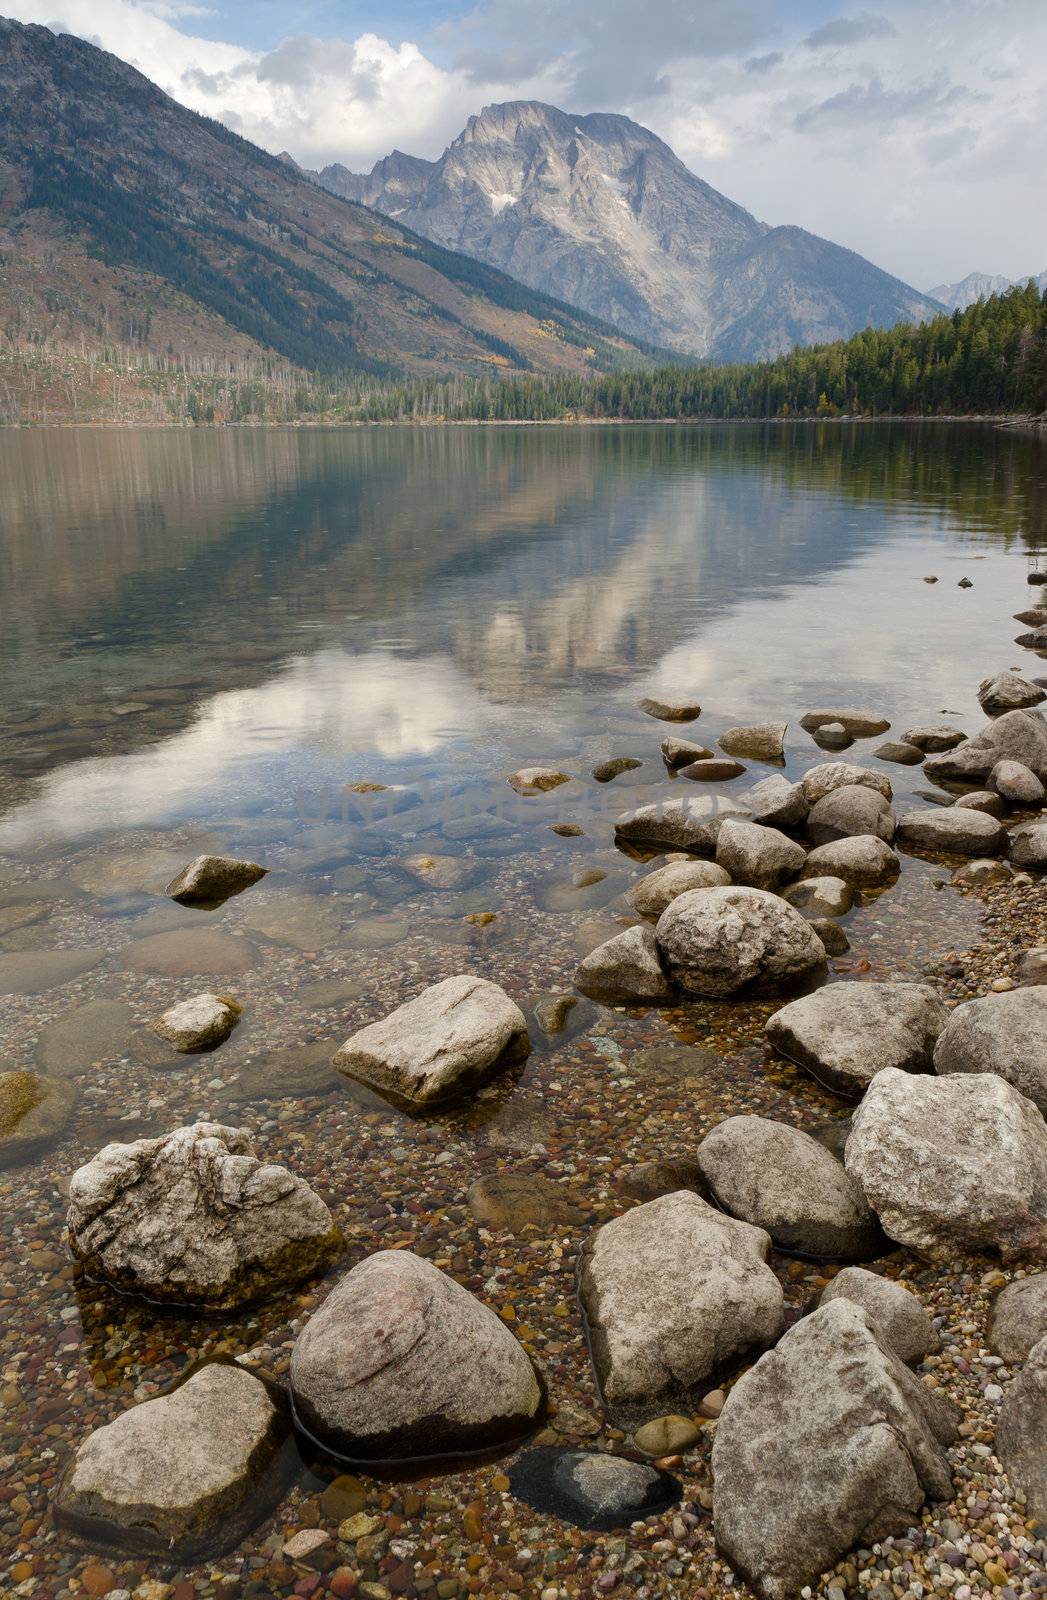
0,946,105,995
122,929,259,977
240,893,343,950
508,1447,679,1531
36,997,135,1077
0,1069,78,1168
466,1174,586,1231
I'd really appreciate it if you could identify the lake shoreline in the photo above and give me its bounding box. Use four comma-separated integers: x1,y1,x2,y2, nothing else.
3,411,1046,431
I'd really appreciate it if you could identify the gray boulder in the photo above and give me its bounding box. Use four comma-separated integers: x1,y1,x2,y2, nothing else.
896,807,1004,855
166,854,266,905
628,859,730,918
807,785,896,846
903,724,968,751
151,992,242,1052
997,1334,1047,1523
923,709,1047,783
290,1251,541,1459
696,1116,884,1260
781,876,853,918
615,795,750,856
801,835,900,888
655,887,826,998
989,1275,1047,1364
1019,947,1047,985
574,925,675,1005
799,763,893,806
66,1123,341,1308
766,983,947,1097
711,1300,958,1600
812,722,852,750
844,1068,1047,1258
933,987,1047,1115
819,1267,939,1364
661,735,713,767
718,723,787,762
579,1190,783,1420
978,672,1046,715
799,709,891,737
744,774,809,829
1010,822,1047,868
54,1363,291,1560
334,974,529,1106
990,759,1045,805
715,819,807,890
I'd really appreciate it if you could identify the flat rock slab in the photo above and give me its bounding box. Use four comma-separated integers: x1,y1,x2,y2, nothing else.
800,709,891,738
896,808,1004,855
711,1300,958,1600
36,998,135,1077
0,947,104,995
508,1447,679,1531
933,988,1047,1116
989,1275,1047,1365
765,982,948,1097
656,886,826,998
289,1250,542,1460
0,1070,78,1168
844,1068,1047,1259
54,1362,292,1560
334,974,529,1108
121,930,259,978
820,1267,939,1365
997,1336,1047,1524
578,1190,783,1421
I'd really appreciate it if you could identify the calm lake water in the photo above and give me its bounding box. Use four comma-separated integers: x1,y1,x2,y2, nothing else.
0,421,1045,1589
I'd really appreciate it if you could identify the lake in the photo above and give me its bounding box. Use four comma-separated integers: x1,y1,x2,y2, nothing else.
0,421,1045,1591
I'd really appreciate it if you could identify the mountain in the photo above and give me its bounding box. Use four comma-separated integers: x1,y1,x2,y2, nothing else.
0,24,655,382
927,270,1047,311
315,101,941,361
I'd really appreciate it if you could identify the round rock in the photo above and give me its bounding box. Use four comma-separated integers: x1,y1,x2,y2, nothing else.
896,807,1004,856
781,876,853,919
718,723,787,762
655,886,826,998
150,993,242,1053
807,785,896,846
819,1267,939,1364
628,859,730,918
714,819,807,891
801,835,900,888
988,1275,1047,1364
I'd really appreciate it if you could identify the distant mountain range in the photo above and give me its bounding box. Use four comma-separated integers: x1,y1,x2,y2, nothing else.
927,270,1047,311
311,101,942,362
0,22,654,381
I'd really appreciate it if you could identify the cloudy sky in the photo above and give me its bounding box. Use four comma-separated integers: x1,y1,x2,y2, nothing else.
8,0,1047,289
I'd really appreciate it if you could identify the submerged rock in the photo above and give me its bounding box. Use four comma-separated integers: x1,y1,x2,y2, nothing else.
712,1300,957,1600
615,796,750,856
574,925,675,1005
150,992,242,1053
781,876,853,919
656,887,826,998
660,735,713,767
903,723,968,751
334,974,529,1107
714,818,806,891
54,1363,291,1560
765,982,947,1097
819,1267,939,1364
508,1447,678,1531
951,857,1012,887
0,1070,77,1168
578,1191,783,1419
800,708,891,738
66,1122,341,1307
844,1068,1047,1258
289,1251,542,1459
718,722,787,762
933,987,1047,1115
166,854,267,906
592,756,643,783
628,859,730,918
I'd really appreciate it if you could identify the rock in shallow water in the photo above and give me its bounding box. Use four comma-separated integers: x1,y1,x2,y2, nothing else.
660,735,713,767
711,1300,958,1600
166,853,266,906
615,795,750,855
781,875,853,919
799,763,892,805
844,1068,1047,1259
508,1447,678,1531
638,696,701,722
923,708,1047,783
819,1267,939,1364
67,1122,341,1307
289,1251,542,1460
800,708,891,737
933,987,1047,1115
896,807,1004,855
903,723,968,751
990,758,1045,805
592,755,643,782
714,818,806,890
334,974,529,1107
578,1190,783,1419
656,887,826,998
807,784,896,846
628,858,730,917
765,982,947,1097
150,992,241,1052
574,925,675,1005
744,774,808,829
1010,822,1047,868
506,767,572,794
0,1069,77,1167
979,671,1047,714
718,722,787,762
800,834,900,887
54,1362,292,1560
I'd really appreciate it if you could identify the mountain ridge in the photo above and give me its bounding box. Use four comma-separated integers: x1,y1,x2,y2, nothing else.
927,269,1047,311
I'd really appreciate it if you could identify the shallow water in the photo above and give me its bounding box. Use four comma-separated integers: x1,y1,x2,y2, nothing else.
0,421,1045,1592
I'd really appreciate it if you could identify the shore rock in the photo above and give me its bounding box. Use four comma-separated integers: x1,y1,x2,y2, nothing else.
807,785,896,846
166,854,266,905
289,1251,541,1459
639,696,701,722
990,759,1045,805
715,819,807,891
766,983,947,1097
0,1070,77,1168
903,724,968,751
819,1268,939,1364
799,763,892,806
1015,625,1047,649
334,975,529,1107
996,1335,1047,1523
801,835,900,888
508,1447,677,1531
592,756,642,783
813,721,853,750
809,918,851,955
718,723,787,762
711,1300,957,1600
896,807,1004,855
615,796,750,856
978,672,1046,715
989,1275,1047,1364
1018,947,1047,985
628,859,730,917
875,740,924,765
679,757,747,782
953,789,1006,816
574,926,675,1005
151,993,242,1053
923,709,1047,783
656,887,826,998
579,1191,783,1418
952,857,1012,887
507,767,571,794
696,1116,884,1260
933,988,1047,1115
844,1068,1047,1258
800,709,891,738
66,1122,341,1307
744,774,809,829
781,876,853,918
1009,822,1047,869
660,735,713,767
54,1363,291,1559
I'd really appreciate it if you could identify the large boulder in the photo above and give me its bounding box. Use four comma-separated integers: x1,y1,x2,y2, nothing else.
766,983,947,1097
807,785,896,846
711,1300,958,1600
844,1068,1047,1258
990,759,1045,805
978,672,1046,715
799,709,891,738
289,1251,541,1459
614,796,750,856
799,762,892,806
781,876,853,918
66,1123,341,1308
333,975,528,1107
695,1116,884,1260
800,835,900,888
655,887,826,998
819,1267,939,1364
166,854,266,905
933,987,1047,1115
578,1191,783,1420
989,1275,1047,1364
1010,823,1047,869
744,774,809,829
574,926,675,1005
896,807,1004,855
715,819,806,890
628,859,730,918
923,709,1047,783
996,1335,1047,1523
718,723,787,762
54,1363,291,1560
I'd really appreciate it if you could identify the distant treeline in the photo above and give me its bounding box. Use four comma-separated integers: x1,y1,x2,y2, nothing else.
348,284,1047,422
